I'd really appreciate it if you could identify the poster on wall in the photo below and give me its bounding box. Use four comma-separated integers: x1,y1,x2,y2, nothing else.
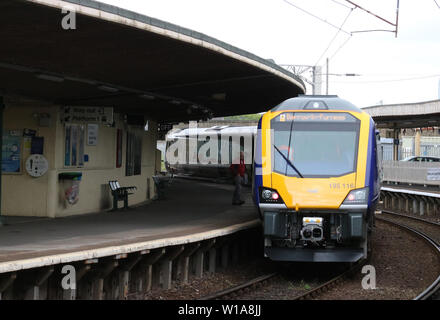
71,125,78,166
2,131,21,173
64,124,85,167
79,125,85,166
87,124,98,146
65,124,71,166
116,129,122,168
31,137,44,155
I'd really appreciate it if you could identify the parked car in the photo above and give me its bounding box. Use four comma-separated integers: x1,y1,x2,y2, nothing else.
401,156,440,162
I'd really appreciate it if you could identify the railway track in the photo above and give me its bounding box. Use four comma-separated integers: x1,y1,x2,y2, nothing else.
198,273,278,300
378,211,440,300
198,262,364,300
199,213,440,300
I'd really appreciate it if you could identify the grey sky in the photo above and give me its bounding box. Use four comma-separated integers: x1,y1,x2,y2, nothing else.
100,0,440,108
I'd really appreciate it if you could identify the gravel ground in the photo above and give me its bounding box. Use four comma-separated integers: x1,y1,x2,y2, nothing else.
381,209,440,225
381,212,440,244
136,258,272,300
237,263,346,300
315,219,440,300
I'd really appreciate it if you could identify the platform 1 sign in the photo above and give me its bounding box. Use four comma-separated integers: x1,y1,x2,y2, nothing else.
427,168,440,181
61,106,113,126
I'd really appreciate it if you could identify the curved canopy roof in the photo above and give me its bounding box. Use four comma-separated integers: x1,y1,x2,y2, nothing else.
0,0,305,123
363,99,440,128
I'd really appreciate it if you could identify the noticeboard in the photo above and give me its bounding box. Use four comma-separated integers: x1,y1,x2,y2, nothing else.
2,131,21,173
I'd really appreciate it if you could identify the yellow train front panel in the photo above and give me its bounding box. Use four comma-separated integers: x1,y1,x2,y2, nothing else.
260,110,372,210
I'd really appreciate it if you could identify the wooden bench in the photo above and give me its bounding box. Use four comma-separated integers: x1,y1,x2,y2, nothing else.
109,180,137,210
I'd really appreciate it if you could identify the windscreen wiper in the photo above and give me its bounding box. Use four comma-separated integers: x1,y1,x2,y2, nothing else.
273,144,304,178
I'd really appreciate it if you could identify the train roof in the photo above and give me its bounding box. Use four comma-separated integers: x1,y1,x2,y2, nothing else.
272,95,363,113
167,125,257,139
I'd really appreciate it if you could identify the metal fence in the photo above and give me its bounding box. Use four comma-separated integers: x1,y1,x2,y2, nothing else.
382,160,440,186
421,144,440,157
379,142,440,160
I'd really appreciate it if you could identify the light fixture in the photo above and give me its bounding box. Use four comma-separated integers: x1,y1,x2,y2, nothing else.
169,100,182,105
342,187,369,205
212,93,226,101
260,188,283,203
139,94,155,100
36,73,64,83
97,85,119,93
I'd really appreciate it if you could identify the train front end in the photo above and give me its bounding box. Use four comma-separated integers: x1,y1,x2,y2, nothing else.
253,95,380,262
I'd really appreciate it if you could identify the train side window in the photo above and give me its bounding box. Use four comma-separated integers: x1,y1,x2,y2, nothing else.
375,130,382,182
229,137,232,164
126,129,142,176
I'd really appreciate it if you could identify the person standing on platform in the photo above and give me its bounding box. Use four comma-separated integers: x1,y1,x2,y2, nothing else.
230,151,245,205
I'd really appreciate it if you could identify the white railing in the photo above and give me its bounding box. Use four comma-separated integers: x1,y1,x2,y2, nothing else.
382,160,440,186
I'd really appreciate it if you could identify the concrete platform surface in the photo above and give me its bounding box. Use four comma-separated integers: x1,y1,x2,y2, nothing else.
0,178,259,270
382,183,440,197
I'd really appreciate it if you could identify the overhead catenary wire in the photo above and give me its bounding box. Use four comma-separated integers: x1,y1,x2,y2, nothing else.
282,0,351,35
328,34,352,61
329,0,354,9
331,73,440,84
314,8,354,66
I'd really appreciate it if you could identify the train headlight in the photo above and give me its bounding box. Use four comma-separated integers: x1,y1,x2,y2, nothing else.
260,188,283,203
342,187,369,204
262,189,273,200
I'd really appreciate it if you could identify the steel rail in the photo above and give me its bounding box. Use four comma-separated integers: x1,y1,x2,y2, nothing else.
291,260,366,300
381,210,440,227
198,273,277,300
200,213,440,300
199,262,365,300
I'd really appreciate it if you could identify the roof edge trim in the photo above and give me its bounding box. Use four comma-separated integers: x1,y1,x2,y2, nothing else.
26,0,306,93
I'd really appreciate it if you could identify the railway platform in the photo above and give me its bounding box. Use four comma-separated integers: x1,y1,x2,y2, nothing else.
0,178,259,272
380,183,440,219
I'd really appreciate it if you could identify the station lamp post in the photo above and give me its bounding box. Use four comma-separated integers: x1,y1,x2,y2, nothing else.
281,62,361,95
325,58,361,94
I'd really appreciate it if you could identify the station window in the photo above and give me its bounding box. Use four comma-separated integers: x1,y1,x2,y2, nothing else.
126,130,142,176
64,124,85,167
116,129,123,168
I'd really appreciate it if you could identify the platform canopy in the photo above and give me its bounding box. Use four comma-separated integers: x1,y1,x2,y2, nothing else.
0,0,305,124
363,99,440,129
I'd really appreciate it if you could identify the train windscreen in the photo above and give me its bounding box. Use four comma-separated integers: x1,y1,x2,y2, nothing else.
271,112,360,178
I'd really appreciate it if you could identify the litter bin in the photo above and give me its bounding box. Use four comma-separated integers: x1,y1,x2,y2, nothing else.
58,172,82,205
152,175,172,200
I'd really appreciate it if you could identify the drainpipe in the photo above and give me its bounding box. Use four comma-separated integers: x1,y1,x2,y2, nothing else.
393,128,400,161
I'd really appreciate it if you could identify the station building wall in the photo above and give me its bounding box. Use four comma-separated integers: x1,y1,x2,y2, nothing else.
1,101,158,218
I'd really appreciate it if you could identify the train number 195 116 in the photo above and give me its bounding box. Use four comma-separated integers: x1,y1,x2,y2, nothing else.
329,183,355,190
